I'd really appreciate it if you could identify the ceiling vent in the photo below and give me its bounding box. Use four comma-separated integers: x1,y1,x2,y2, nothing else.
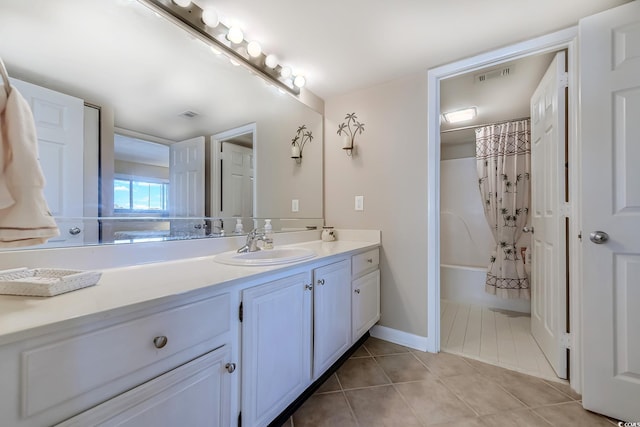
475,65,514,83
179,110,199,119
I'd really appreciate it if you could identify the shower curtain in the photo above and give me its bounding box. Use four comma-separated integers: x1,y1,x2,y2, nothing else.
476,119,530,299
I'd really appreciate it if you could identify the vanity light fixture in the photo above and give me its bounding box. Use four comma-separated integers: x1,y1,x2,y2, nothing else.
337,112,365,157
139,0,302,95
247,41,262,58
201,8,219,28
442,107,477,124
290,125,313,164
227,26,244,44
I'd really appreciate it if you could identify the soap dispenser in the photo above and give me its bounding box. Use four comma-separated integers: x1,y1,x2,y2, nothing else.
234,218,244,234
263,219,274,249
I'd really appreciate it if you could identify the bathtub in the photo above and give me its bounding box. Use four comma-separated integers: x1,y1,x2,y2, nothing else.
440,264,531,314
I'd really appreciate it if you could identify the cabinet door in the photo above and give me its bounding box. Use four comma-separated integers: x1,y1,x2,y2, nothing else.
56,346,232,427
313,260,352,379
242,272,312,427
352,270,381,342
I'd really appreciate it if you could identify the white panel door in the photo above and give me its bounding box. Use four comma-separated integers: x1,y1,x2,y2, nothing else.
242,273,312,427
529,52,567,379
312,260,351,379
220,142,253,219
580,2,640,421
10,78,84,246
169,137,205,237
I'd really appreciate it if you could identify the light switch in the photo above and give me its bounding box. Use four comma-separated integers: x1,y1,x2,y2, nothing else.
291,199,299,212
355,195,364,211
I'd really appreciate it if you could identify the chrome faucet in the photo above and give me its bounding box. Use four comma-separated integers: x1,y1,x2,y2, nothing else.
237,228,267,253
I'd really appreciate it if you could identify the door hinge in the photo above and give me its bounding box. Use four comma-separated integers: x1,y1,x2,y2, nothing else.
559,71,569,88
238,302,243,322
560,332,572,349
237,411,242,427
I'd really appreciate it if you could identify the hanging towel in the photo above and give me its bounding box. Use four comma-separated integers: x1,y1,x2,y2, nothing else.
0,66,60,247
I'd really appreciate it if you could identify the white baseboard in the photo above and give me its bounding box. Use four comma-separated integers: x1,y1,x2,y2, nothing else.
370,325,430,352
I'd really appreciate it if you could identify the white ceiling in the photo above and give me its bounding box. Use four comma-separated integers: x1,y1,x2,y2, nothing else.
195,0,630,99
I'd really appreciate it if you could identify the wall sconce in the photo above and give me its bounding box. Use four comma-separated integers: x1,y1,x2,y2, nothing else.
290,125,313,164
337,113,365,156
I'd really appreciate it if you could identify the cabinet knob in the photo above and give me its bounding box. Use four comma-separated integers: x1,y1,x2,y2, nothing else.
69,227,82,236
317,279,325,285
305,284,313,291
153,336,168,349
354,289,361,294
366,258,373,263
225,362,236,373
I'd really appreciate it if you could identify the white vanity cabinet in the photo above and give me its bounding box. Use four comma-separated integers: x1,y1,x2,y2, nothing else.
351,248,381,341
241,258,353,427
241,272,313,427
56,345,232,427
312,259,352,379
0,291,237,427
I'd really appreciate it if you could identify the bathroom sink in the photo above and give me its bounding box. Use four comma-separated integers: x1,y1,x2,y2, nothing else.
214,247,316,266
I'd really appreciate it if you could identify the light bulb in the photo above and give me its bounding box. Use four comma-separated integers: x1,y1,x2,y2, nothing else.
172,0,191,7
247,41,262,58
227,26,243,44
294,75,306,88
280,66,292,79
265,54,278,69
201,9,219,27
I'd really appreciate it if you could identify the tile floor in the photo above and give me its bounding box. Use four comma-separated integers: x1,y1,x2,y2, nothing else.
285,337,618,427
441,300,557,380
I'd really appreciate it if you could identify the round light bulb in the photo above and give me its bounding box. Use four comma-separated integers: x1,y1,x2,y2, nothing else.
201,9,219,27
294,75,306,88
172,0,191,7
247,41,262,58
280,66,292,79
265,54,278,69
227,26,244,44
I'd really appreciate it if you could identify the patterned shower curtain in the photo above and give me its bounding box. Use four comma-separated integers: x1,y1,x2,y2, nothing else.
475,119,531,299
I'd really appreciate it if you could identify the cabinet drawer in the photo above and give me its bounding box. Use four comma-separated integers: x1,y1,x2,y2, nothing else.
352,248,379,276
22,293,231,418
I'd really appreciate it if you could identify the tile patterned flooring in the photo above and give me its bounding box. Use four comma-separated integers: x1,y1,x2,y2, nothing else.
285,337,618,427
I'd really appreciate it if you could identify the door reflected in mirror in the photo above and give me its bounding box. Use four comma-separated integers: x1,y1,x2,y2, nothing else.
0,0,323,249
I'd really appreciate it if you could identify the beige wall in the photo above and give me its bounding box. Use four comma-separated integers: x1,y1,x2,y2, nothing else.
325,72,429,337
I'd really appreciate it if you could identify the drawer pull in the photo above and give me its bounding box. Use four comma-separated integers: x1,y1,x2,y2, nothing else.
153,336,168,349
354,289,361,294
305,284,313,291
225,362,236,373
317,279,325,285
367,258,373,263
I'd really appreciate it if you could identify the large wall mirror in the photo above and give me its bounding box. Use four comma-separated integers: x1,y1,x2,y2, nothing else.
0,0,323,248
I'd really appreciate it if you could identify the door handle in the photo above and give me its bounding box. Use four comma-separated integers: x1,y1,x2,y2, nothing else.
522,226,534,233
589,231,609,244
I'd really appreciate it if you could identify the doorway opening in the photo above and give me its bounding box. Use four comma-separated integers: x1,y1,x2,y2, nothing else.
426,27,581,390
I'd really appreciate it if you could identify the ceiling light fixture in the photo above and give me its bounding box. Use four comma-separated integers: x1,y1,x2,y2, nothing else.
139,0,302,95
443,107,477,124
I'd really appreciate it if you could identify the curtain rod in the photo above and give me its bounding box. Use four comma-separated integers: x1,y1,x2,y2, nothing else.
440,116,530,134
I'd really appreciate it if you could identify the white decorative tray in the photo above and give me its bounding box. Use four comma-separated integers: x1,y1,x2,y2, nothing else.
0,268,102,297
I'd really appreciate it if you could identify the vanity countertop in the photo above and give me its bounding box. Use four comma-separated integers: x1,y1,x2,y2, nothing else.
0,237,379,345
